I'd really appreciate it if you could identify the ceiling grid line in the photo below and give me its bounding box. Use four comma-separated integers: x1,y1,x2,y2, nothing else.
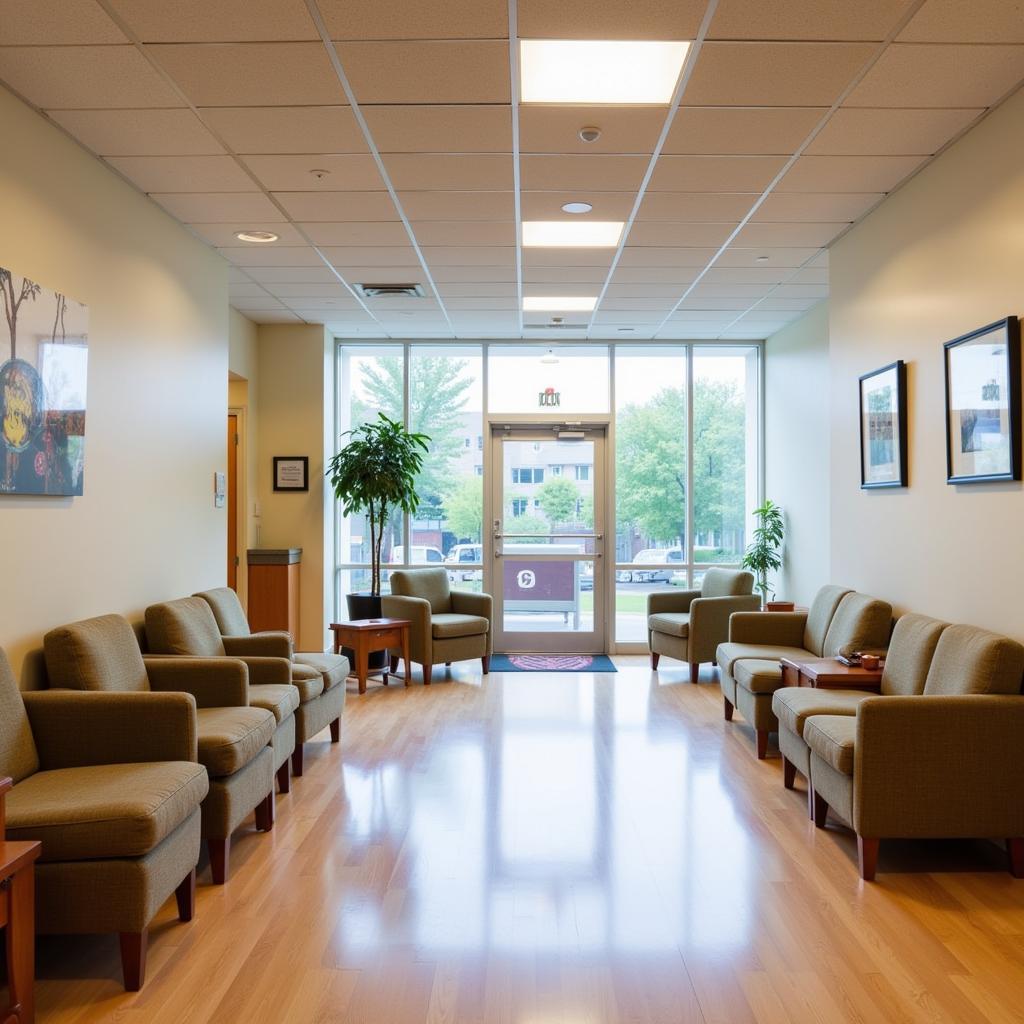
508,0,524,338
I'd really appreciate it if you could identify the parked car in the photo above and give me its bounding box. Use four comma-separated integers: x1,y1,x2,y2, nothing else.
390,545,444,565
617,547,684,583
445,543,483,581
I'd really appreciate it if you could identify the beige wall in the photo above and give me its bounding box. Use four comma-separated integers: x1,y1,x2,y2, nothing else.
0,86,229,682
829,86,1024,640
765,301,831,606
255,323,333,652
228,308,260,608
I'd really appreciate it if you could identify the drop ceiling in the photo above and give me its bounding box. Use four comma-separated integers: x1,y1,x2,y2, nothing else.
1,0,1022,340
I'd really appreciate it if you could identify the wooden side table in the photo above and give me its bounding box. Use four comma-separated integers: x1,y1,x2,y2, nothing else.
0,778,41,1024
780,656,883,691
330,619,411,695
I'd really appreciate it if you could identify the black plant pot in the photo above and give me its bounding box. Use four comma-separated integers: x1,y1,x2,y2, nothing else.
344,592,388,669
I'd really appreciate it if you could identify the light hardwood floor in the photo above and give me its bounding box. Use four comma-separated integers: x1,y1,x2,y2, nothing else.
35,659,1024,1023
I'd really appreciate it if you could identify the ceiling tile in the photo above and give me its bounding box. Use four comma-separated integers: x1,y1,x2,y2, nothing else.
0,1,125,44
777,154,925,192
619,247,719,268
219,245,324,267
806,107,983,155
617,250,718,270
47,108,223,155
149,42,343,106
517,0,705,39
153,192,286,221
362,105,511,153
806,249,829,268
238,310,302,323
190,223,306,246
752,192,883,221
425,266,518,282
592,311,666,324
716,247,820,267
521,266,609,283
520,191,636,220
757,295,823,310
322,0,507,39
708,0,912,40
335,41,509,104
519,106,665,154
636,192,757,221
230,297,288,311
421,247,514,266
331,266,434,283
899,0,1024,43
600,297,677,311
786,268,829,286
520,154,648,191
522,249,614,267
298,222,410,245
733,222,849,247
845,44,1024,108
201,106,364,154
676,296,756,310
627,223,737,247
773,284,830,298
264,282,356,298
665,106,825,155
106,155,256,192
683,42,876,106
444,298,520,310
411,222,516,246
604,283,694,298
670,309,745,320
107,0,317,41
521,281,602,296
382,154,513,190
246,266,344,283
648,155,787,192
273,191,398,220
0,45,183,108
243,154,383,191
320,246,421,266
436,283,518,298
690,283,775,298
399,191,514,220
701,267,789,285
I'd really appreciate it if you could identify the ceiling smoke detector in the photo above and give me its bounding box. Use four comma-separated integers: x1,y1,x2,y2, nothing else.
354,283,426,298
561,201,593,214
578,126,601,143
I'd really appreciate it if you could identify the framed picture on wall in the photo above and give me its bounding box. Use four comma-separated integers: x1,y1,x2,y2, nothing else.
859,360,907,488
273,456,309,492
944,317,1021,484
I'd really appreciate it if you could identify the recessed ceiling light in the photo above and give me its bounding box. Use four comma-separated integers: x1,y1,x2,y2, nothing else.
578,126,601,143
524,296,597,312
561,202,593,215
522,221,624,248
520,40,690,104
235,230,278,243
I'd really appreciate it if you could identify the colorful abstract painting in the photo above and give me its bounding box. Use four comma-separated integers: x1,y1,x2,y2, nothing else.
0,267,87,495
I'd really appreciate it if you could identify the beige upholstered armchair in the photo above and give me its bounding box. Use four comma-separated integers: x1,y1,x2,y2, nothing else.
2,646,208,990
44,613,276,886
381,568,492,684
647,568,759,684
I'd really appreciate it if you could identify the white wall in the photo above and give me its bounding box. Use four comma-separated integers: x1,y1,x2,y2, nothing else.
0,86,229,681
765,301,831,605
828,86,1024,639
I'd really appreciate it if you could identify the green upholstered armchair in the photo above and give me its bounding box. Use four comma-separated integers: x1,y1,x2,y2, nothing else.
646,568,759,684
381,568,492,684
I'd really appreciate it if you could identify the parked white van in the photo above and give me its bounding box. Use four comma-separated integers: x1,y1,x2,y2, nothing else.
390,546,444,565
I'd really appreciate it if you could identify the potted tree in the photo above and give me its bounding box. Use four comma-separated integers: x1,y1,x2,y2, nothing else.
328,413,430,623
741,499,787,610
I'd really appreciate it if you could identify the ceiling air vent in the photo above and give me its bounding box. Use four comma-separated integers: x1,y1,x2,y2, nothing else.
354,283,425,299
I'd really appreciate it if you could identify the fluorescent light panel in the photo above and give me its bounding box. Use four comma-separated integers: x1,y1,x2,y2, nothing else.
520,40,690,104
523,296,597,311
522,220,624,247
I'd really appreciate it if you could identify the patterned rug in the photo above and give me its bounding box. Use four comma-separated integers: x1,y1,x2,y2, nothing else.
489,654,618,673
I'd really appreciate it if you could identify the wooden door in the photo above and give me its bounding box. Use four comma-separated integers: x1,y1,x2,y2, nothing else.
227,413,238,590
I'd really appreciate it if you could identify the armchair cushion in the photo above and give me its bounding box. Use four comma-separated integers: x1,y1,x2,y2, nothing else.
196,706,274,777
727,611,807,649
289,663,326,701
773,687,871,738
647,612,689,638
733,659,782,695
804,715,856,776
923,625,1024,696
7,760,208,862
880,613,948,696
44,614,150,693
249,684,300,724
194,587,252,636
145,597,227,658
821,592,893,659
389,567,452,614
431,613,489,640
803,586,852,656
293,652,349,692
0,652,40,784
647,590,699,616
450,590,493,620
717,642,815,677
701,568,754,597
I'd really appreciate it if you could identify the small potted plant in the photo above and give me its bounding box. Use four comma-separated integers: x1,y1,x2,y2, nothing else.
328,413,430,622
741,499,787,610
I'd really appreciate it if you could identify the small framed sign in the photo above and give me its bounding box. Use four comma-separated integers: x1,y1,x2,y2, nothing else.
273,456,309,492
859,360,908,488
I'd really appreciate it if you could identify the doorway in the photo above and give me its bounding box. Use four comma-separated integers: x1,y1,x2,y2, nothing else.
489,425,606,654
227,412,238,591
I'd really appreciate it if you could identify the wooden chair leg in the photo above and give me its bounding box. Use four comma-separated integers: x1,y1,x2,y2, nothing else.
6,854,35,1022
650,652,660,669
175,868,196,922
756,729,769,760
782,756,796,790
858,836,880,881
208,837,230,885
689,662,700,685
276,759,290,794
291,744,304,778
255,790,275,832
482,655,490,674
390,655,399,672
423,663,432,685
811,790,829,829
119,930,148,992
723,697,733,722
330,717,341,743
1007,838,1024,878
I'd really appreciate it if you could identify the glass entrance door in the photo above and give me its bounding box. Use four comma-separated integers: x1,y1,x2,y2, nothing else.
489,426,606,654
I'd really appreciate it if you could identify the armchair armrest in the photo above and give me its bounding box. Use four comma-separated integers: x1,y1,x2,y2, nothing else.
451,590,493,620
232,656,292,686
143,655,249,708
728,611,807,646
223,632,293,659
24,690,198,768
381,594,432,664
855,695,1024,838
647,589,700,616
689,594,763,664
